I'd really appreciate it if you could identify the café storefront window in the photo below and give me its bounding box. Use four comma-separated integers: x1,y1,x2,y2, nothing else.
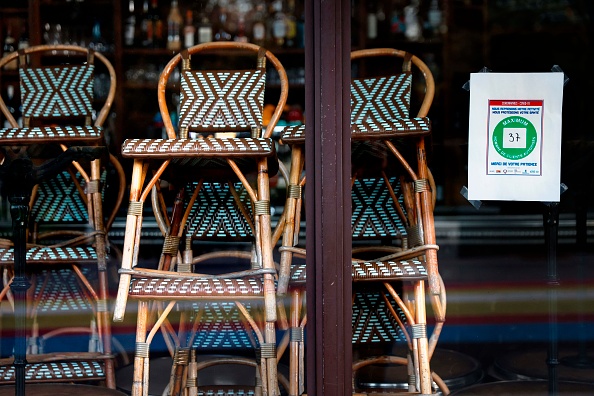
0,1,592,395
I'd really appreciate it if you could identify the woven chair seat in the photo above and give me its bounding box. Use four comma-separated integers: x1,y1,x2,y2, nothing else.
196,387,256,395
289,264,307,285
0,126,103,144
128,277,265,299
0,246,97,264
121,137,275,159
0,360,105,383
351,116,431,139
288,259,427,285
279,125,306,145
352,258,427,281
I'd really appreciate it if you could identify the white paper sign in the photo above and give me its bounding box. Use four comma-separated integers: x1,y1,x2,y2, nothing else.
467,72,564,202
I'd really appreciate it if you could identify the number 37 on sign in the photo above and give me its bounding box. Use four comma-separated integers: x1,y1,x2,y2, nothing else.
487,99,544,176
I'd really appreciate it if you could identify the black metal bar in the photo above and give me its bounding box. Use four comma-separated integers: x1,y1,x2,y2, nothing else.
560,192,594,369
544,202,559,396
8,198,32,396
2,157,36,396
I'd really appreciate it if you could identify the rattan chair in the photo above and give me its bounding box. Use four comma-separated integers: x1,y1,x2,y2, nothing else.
0,45,120,389
112,41,288,396
351,47,447,395
277,48,447,395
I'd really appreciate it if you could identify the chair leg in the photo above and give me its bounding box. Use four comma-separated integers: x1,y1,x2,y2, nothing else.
187,349,198,396
168,346,190,396
133,300,149,396
289,289,305,396
256,160,279,396
414,281,432,394
114,159,148,323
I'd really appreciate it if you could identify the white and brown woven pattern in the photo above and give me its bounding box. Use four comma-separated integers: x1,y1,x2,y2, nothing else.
128,277,264,299
180,70,265,133
279,125,306,145
352,290,407,344
350,72,432,138
32,171,89,223
0,126,103,143
289,264,306,285
0,361,105,383
121,137,274,158
20,64,95,119
197,388,256,396
351,116,431,138
189,301,258,349
32,268,94,313
185,181,253,241
351,177,407,240
352,258,427,281
0,246,97,264
351,73,411,123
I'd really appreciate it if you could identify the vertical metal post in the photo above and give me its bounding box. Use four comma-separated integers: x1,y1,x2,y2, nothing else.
5,158,35,396
9,203,30,396
544,202,559,396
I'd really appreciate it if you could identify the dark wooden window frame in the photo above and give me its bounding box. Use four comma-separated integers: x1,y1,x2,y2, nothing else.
305,0,352,394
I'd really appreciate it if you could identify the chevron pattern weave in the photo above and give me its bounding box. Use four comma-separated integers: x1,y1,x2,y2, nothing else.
32,171,88,223
189,301,258,349
352,290,407,344
185,181,253,241
32,268,95,312
351,177,407,240
351,73,411,124
180,70,265,132
20,65,94,119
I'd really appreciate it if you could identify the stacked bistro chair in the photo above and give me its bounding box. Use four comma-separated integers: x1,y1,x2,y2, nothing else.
0,45,122,389
349,48,446,395
112,41,289,396
277,48,447,395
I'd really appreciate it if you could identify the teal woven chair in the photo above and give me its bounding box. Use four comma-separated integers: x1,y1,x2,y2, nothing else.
277,48,447,395
112,42,289,396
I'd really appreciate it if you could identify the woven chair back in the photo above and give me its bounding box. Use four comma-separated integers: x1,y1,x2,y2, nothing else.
179,67,266,135
19,63,95,125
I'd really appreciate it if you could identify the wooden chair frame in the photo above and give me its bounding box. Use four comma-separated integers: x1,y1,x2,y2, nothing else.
277,48,447,395
113,41,288,396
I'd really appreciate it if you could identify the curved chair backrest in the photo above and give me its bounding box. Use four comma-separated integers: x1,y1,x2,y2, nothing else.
0,44,116,129
351,47,435,119
157,41,288,140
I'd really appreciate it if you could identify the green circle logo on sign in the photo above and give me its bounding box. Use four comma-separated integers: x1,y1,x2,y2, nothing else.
492,116,537,160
